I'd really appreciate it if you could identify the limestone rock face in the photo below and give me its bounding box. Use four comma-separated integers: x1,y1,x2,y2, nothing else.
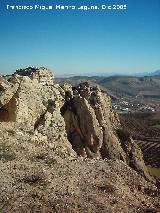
15,66,54,85
0,67,159,212
61,82,151,180
0,68,151,179
0,67,76,160
0,77,19,108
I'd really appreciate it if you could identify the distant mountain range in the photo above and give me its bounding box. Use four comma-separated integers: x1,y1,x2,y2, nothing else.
148,70,160,76
137,70,160,77
55,69,160,78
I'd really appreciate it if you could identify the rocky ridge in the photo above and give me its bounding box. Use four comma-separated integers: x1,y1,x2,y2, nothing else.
0,67,159,212
60,82,151,180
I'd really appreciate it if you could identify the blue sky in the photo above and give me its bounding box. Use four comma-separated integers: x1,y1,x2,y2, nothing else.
0,0,160,76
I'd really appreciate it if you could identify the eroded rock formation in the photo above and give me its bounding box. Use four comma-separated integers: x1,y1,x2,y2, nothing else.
0,68,152,178
0,67,159,212
0,67,76,160
60,82,151,180
0,67,152,180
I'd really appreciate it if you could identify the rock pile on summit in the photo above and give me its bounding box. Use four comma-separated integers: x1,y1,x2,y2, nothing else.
0,67,159,212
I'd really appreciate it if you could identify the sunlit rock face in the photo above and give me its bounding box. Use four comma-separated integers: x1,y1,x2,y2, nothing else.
15,66,54,85
0,67,152,179
0,67,159,213
61,82,152,180
0,67,76,160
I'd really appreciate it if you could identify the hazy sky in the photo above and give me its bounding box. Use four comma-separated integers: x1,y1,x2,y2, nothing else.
0,0,160,76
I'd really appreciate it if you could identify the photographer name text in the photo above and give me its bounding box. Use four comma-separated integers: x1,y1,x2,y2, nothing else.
6,4,127,11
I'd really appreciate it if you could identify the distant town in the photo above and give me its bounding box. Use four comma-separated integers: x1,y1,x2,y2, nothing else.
112,98,160,113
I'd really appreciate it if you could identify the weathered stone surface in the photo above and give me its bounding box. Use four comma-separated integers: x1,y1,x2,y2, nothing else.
0,77,19,108
0,68,151,179
0,67,76,159
61,82,152,180
0,67,159,212
15,66,54,85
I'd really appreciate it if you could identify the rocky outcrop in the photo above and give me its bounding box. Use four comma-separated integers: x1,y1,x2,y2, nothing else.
60,82,151,180
0,77,19,108
0,68,151,179
0,67,159,212
0,67,76,160
15,66,54,85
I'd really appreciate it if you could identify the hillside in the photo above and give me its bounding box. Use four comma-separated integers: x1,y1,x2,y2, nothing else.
56,75,160,99
149,70,160,77
0,67,160,212
120,112,160,168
